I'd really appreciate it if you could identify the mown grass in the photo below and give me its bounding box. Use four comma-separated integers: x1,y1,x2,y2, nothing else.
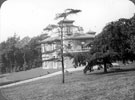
0,67,61,86
1,63,135,100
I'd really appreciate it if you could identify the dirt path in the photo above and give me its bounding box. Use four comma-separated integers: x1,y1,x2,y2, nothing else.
0,67,84,100
0,67,84,89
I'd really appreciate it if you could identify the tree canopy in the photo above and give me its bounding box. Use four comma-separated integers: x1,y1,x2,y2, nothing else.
0,34,48,74
72,14,135,73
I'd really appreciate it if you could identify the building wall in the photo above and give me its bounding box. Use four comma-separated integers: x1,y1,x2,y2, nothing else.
41,39,92,69
41,20,94,69
63,39,92,53
42,57,73,69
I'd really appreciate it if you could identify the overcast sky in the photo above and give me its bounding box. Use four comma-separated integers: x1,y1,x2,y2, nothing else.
0,0,135,42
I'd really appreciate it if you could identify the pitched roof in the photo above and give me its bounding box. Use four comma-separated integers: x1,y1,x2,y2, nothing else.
58,19,74,25
40,32,95,44
65,33,95,40
40,36,61,44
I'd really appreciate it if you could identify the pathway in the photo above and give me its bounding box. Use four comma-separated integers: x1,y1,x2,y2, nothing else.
0,67,84,89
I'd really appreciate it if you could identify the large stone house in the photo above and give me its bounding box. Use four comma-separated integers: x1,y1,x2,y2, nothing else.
40,19,95,69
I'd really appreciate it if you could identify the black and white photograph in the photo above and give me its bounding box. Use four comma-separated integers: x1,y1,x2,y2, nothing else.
0,0,135,100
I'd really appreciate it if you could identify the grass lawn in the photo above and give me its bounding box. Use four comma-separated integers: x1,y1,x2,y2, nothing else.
0,67,61,86
1,63,135,100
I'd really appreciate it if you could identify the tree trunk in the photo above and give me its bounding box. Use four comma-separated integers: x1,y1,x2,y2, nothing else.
104,63,107,73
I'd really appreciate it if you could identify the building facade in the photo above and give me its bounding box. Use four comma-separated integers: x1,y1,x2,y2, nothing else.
40,19,95,69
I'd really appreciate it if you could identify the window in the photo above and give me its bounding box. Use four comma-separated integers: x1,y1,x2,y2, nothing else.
81,42,85,49
66,27,72,35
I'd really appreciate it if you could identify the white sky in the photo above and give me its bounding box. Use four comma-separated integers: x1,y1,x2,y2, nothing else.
0,0,135,42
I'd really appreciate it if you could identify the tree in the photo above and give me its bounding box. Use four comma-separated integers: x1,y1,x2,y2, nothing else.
0,33,47,73
15,36,31,49
20,34,47,70
73,16,135,73
0,34,20,73
55,8,81,83
84,27,119,73
43,9,82,83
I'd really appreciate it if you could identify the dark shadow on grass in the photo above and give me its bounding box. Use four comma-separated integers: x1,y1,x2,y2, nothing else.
0,80,21,86
86,67,135,76
0,72,53,86
0,76,5,78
